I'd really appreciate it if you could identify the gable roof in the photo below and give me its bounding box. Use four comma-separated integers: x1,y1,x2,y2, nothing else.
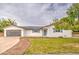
40,23,54,29
18,23,54,30
18,26,43,30
4,23,54,30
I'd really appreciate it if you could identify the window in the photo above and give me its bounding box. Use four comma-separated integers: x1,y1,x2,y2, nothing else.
53,28,62,32
32,29,40,33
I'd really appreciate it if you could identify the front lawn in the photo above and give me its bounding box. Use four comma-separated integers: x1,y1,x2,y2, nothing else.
22,37,79,54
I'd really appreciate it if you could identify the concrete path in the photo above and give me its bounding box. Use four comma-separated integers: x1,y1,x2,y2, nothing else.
1,39,30,55
0,37,19,54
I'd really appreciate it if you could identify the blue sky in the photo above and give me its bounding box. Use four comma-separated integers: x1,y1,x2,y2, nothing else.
0,3,72,26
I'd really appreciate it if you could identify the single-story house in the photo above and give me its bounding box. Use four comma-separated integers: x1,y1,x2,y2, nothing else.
3,24,72,37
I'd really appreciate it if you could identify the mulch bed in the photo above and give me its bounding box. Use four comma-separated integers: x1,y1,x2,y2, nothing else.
1,38,30,55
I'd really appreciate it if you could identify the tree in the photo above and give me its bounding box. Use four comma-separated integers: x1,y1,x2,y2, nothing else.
67,3,79,20
54,17,71,30
54,3,79,31
0,18,17,32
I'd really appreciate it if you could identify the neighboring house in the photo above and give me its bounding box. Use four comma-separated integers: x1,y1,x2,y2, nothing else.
3,24,72,37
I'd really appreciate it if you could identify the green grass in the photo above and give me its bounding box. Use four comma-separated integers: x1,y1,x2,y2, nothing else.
23,37,79,54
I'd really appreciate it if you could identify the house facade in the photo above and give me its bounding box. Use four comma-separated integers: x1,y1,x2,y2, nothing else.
4,25,72,37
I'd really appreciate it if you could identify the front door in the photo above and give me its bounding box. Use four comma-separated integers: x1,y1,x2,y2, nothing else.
43,29,47,36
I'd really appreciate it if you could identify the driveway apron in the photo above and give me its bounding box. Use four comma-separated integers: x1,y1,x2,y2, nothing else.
0,37,19,54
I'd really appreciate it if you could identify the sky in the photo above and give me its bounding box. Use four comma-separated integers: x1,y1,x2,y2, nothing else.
0,3,72,26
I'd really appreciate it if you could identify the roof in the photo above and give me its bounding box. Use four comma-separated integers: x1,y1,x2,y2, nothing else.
40,23,54,29
18,23,54,30
4,25,24,30
18,26,44,30
4,23,54,30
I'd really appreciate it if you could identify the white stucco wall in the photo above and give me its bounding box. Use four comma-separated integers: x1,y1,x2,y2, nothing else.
23,29,42,37
44,26,72,37
4,25,72,37
46,26,63,37
62,30,72,37
23,25,72,37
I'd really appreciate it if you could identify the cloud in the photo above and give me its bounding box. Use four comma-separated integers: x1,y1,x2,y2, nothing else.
0,3,72,26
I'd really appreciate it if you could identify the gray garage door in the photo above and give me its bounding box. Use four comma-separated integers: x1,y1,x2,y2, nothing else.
6,30,21,36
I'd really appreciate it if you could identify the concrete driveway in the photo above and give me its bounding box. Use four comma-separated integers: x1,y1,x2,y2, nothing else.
0,37,20,54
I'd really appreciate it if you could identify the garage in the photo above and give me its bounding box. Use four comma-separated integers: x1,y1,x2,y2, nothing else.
6,30,21,36
4,25,24,37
